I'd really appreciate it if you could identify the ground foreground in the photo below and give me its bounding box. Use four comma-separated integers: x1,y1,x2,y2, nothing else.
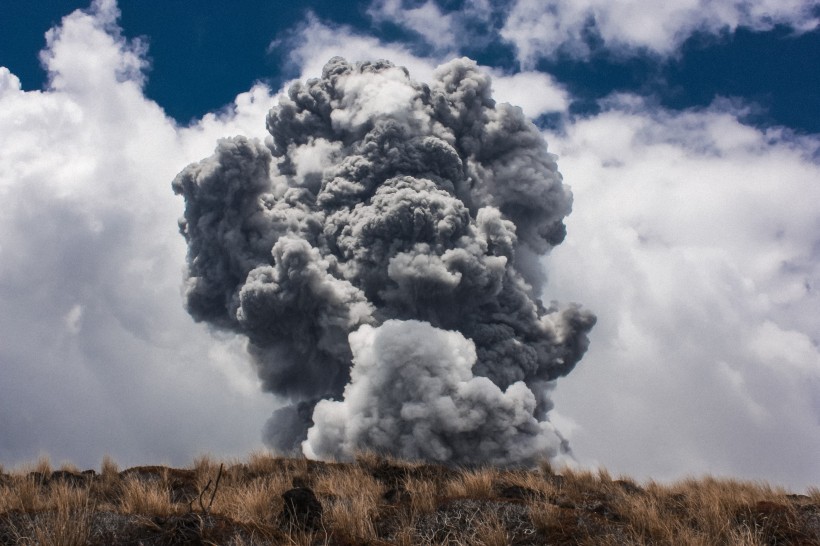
0,453,818,545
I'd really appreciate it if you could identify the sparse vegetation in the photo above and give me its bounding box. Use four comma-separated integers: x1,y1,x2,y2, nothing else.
0,453,817,545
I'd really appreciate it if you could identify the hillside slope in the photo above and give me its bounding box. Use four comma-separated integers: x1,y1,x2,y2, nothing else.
1,453,818,545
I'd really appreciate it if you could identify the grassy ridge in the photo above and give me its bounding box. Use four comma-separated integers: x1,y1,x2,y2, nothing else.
0,453,818,545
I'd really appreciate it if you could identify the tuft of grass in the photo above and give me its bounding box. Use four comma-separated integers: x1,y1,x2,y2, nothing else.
445,467,497,499
117,475,178,517
57,461,80,474
246,450,283,475
11,474,48,512
315,465,383,542
405,477,439,516
473,512,512,546
530,500,561,533
34,482,94,546
191,453,221,487
34,455,53,478
354,449,386,468
216,473,291,525
89,455,122,509
4,481,94,546
100,454,119,478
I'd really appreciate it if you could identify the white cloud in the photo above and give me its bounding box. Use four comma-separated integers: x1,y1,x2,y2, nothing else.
0,2,276,469
501,0,820,64
280,14,440,85
365,0,818,64
489,69,569,117
367,0,459,50
3,0,819,491
366,0,495,53
542,98,820,490
189,8,820,490
281,16,569,120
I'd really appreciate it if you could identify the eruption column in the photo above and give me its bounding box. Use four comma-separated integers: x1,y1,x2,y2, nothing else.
173,57,595,465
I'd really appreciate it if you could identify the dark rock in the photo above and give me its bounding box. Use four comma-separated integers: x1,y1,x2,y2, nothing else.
797,504,820,540
787,494,811,502
50,470,91,488
615,479,644,495
371,462,408,488
120,466,165,483
589,501,622,522
383,487,412,505
497,484,545,501
280,487,323,531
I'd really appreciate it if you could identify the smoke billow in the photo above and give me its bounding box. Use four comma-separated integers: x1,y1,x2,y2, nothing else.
172,57,595,465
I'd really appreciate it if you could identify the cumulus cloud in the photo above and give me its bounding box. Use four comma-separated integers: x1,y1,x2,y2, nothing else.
0,0,277,469
366,0,819,64
173,56,595,463
501,0,820,63
488,69,569,118
367,0,462,51
278,14,570,120
275,13,439,85
543,97,820,489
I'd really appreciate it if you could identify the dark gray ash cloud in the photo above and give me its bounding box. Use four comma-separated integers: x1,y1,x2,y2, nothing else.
172,56,595,464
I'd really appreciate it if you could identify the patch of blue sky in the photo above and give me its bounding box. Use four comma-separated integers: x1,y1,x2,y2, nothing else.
3,1,818,132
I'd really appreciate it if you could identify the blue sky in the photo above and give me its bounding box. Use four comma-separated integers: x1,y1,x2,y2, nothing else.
5,1,820,129
1,0,819,489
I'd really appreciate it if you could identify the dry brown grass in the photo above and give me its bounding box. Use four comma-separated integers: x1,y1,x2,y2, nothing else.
247,449,307,476
117,474,179,517
30,483,94,546
445,467,497,499
405,476,439,515
0,453,817,545
315,464,384,542
56,462,81,474
2,481,94,546
472,512,513,546
5,474,49,513
215,472,291,525
100,454,119,478
33,456,53,478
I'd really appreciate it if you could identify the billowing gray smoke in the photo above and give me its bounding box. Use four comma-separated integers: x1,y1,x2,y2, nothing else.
172,57,595,465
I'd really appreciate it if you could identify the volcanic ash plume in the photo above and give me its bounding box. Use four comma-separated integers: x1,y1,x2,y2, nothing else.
172,57,595,465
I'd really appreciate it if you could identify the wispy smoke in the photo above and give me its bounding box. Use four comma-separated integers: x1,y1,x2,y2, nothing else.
172,57,595,465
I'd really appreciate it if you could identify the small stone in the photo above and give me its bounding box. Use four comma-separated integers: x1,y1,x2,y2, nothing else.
280,487,323,531
497,484,544,501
